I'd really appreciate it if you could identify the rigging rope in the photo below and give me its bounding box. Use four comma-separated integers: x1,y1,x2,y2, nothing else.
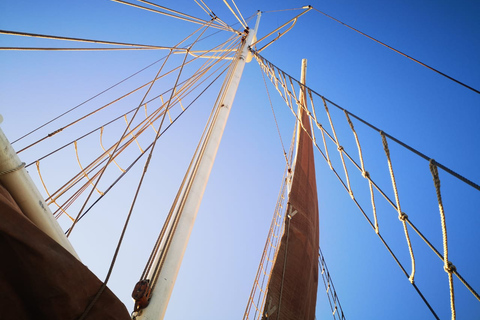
0,29,181,50
30,35,241,218
17,34,240,154
259,64,290,168
429,159,456,320
0,47,159,51
381,132,416,283
111,0,229,31
253,52,480,191
77,22,214,320
66,19,207,240
65,62,231,231
311,7,480,96
54,37,240,224
253,52,480,319
318,247,346,320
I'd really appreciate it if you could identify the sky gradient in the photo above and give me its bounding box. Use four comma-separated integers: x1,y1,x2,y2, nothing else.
1,1,479,319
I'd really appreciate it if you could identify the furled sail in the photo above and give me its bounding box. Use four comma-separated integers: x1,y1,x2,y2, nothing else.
262,60,319,320
0,182,130,320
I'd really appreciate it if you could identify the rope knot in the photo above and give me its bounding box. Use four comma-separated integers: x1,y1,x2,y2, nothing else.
398,212,408,221
444,261,456,273
337,145,344,152
362,170,370,179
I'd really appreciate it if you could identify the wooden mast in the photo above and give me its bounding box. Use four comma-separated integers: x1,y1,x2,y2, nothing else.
133,13,261,320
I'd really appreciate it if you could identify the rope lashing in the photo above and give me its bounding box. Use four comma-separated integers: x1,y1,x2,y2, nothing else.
429,159,456,320
381,131,415,283
0,162,25,177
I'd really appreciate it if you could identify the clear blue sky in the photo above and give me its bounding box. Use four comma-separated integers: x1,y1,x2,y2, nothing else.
1,1,479,319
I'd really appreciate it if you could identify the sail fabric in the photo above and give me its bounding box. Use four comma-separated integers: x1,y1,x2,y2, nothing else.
262,105,319,319
0,183,130,320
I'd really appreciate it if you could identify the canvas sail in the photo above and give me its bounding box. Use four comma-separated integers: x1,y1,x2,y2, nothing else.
0,182,130,320
262,60,319,320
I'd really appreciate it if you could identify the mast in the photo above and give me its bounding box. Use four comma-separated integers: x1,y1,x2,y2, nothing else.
0,119,79,259
134,13,260,320
261,59,320,319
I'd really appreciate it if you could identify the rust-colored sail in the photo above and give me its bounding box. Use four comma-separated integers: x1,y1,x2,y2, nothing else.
262,60,319,320
0,182,131,320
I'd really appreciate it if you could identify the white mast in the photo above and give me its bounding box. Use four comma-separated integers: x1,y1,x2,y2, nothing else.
0,118,79,259
134,13,260,320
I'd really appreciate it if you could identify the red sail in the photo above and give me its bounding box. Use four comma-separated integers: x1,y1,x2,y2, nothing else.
262,66,319,319
0,183,131,320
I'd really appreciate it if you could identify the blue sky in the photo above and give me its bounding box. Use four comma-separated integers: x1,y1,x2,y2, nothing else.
1,1,479,319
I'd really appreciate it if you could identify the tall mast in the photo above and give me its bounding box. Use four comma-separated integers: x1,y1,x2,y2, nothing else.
134,13,260,320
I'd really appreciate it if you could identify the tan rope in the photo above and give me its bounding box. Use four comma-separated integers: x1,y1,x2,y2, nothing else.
223,0,247,29
381,132,415,283
112,0,229,31
44,35,240,207
35,161,75,222
100,127,126,172
0,162,25,176
429,159,456,319
345,111,379,233
254,52,476,316
18,33,240,154
74,141,104,196
308,89,332,170
230,0,248,28
259,64,289,167
123,115,144,152
323,97,354,199
0,29,181,50
144,103,159,134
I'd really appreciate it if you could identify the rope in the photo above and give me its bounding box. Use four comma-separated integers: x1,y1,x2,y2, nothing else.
243,165,290,320
259,64,290,167
194,0,237,33
66,63,230,231
77,22,213,320
308,90,332,170
275,207,293,320
429,159,456,320
0,29,181,50
344,111,379,233
230,0,248,28
255,55,442,319
74,141,104,195
381,132,415,283
37,37,240,213
100,127,125,173
0,46,160,51
318,248,346,320
251,7,312,52
311,7,480,96
262,7,309,13
111,0,229,31
35,161,75,222
17,33,240,154
223,0,247,29
58,40,238,218
12,55,169,145
0,162,25,177
323,97,354,199
253,51,480,192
